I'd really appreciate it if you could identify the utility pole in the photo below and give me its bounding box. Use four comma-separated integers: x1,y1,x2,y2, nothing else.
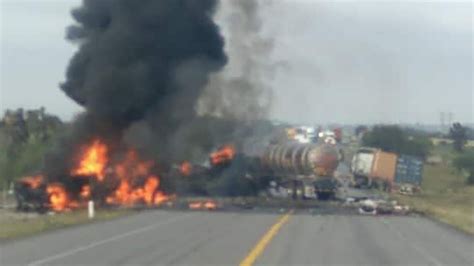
440,112,445,134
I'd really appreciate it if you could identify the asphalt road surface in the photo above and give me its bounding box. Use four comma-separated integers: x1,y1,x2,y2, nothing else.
1,210,473,266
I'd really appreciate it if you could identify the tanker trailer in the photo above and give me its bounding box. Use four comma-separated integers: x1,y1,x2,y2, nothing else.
261,143,341,200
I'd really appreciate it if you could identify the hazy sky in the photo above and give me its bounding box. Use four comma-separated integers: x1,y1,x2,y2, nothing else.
1,0,472,124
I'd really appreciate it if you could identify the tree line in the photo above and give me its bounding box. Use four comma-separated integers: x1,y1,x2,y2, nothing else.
0,108,64,188
360,123,473,184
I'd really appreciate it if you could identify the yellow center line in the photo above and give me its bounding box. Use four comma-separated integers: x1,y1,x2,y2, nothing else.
239,210,293,266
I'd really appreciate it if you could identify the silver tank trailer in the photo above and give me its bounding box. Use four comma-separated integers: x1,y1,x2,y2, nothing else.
261,143,341,200
261,143,340,178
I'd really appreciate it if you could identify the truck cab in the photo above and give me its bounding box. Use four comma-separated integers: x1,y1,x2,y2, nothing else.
351,147,377,187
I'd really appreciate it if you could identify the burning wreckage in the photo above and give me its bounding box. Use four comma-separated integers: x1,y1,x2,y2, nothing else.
14,140,240,212
13,1,345,213
15,140,174,212
14,140,343,213
12,0,238,213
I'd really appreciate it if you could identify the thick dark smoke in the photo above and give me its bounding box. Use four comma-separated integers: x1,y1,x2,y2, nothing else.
62,0,226,126
190,0,278,195
121,0,277,163
50,0,229,165
45,0,276,196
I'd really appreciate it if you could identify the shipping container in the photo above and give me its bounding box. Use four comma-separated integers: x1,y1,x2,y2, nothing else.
351,148,397,189
395,155,423,186
370,151,398,184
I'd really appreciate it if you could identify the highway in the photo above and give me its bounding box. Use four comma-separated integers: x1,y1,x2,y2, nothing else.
1,209,473,266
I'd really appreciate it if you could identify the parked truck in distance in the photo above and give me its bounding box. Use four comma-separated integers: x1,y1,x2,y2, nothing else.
351,147,423,192
351,147,377,187
394,155,424,194
370,150,398,189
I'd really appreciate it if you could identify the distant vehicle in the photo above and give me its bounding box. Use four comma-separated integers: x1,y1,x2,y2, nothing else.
286,126,317,144
261,143,341,200
318,129,341,145
370,150,398,189
351,148,423,192
394,155,424,194
351,148,397,189
351,147,377,187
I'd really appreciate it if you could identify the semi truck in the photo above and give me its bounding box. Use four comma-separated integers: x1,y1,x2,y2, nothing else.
394,155,424,194
351,148,423,191
351,147,377,187
351,148,397,189
261,143,341,200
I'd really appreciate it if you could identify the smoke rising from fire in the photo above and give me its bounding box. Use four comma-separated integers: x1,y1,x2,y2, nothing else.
198,0,275,121
51,0,230,165
43,0,277,198
61,0,226,128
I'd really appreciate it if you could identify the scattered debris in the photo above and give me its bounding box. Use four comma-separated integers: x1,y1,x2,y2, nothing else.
344,196,410,215
398,184,421,195
358,199,377,215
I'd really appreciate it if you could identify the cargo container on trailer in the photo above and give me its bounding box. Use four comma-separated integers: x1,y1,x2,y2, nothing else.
370,150,398,190
395,155,424,194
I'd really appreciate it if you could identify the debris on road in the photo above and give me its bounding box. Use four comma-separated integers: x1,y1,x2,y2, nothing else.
344,196,410,215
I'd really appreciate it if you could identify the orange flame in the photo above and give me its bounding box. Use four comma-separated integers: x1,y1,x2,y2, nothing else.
46,183,68,211
144,176,159,205
27,140,173,212
203,200,217,210
80,185,91,199
153,192,171,205
106,158,170,208
179,161,192,176
104,150,167,206
106,177,168,206
210,145,236,165
189,202,202,209
21,175,44,189
189,200,217,210
72,140,108,181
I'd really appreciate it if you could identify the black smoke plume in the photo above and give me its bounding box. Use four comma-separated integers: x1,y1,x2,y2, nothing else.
45,0,228,172
62,0,226,128
44,0,276,197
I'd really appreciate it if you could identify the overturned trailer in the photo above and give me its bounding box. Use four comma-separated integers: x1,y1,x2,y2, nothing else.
261,143,341,199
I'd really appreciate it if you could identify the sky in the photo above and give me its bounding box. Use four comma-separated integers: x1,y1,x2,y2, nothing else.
1,0,472,125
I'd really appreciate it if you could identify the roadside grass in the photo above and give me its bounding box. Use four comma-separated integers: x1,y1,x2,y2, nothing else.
0,209,131,241
393,146,474,234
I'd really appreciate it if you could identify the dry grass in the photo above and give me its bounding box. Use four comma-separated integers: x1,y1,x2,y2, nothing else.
394,149,474,234
0,209,131,240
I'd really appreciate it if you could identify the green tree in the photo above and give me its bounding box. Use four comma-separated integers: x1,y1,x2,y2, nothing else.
362,125,432,159
449,123,467,152
0,108,63,187
453,151,474,184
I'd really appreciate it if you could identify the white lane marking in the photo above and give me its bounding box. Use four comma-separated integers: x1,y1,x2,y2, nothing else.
381,218,444,266
28,213,195,266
